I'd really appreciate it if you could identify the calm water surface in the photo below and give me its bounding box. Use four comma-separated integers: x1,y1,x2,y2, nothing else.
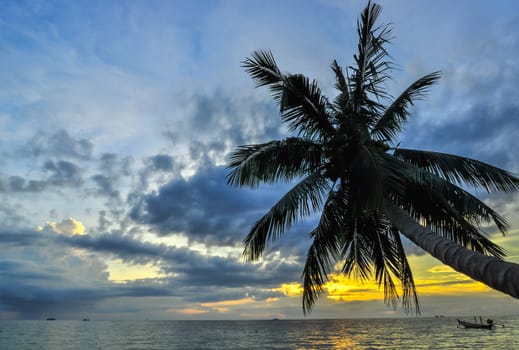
1,316,518,349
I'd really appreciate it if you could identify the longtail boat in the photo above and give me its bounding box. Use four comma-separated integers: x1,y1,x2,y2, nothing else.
457,319,494,330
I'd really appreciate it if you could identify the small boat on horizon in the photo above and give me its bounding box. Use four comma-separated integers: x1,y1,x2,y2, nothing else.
457,318,494,330
46,317,56,321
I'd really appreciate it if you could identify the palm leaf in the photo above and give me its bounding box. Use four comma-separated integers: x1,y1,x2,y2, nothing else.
389,168,506,258
279,73,336,140
242,49,283,90
371,71,441,141
369,214,401,310
341,218,374,282
302,190,346,314
331,60,351,112
226,138,323,187
389,153,510,233
243,50,336,140
390,226,420,314
393,148,519,192
350,1,393,110
243,170,330,261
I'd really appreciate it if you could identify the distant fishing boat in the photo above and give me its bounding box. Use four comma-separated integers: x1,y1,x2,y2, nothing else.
457,318,494,330
46,317,56,321
82,318,90,321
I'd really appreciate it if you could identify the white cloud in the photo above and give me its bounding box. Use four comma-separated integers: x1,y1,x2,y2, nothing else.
38,217,86,236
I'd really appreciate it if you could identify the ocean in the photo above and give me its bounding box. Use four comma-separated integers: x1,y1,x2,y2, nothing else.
1,316,518,349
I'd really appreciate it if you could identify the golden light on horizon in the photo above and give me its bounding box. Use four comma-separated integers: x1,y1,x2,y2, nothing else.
272,282,303,297
107,259,166,283
200,297,255,308
212,307,231,313
170,308,209,315
267,253,503,306
324,273,381,302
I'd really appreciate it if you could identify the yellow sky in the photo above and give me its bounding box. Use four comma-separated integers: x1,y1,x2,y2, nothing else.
106,259,166,283
42,217,519,317
105,227,519,316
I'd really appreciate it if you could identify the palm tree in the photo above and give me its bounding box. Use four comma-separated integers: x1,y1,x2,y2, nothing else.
226,1,519,314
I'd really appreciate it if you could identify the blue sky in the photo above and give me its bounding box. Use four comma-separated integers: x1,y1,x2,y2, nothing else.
1,0,519,320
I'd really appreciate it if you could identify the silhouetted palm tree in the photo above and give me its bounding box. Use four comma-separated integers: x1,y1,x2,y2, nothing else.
227,1,519,314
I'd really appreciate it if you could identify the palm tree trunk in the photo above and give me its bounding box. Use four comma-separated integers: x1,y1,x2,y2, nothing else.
384,202,519,299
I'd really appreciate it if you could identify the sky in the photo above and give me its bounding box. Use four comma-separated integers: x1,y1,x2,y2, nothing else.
0,0,519,320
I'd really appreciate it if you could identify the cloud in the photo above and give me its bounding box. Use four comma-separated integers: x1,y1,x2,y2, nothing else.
163,91,282,170
61,230,301,289
38,217,86,236
0,226,305,319
148,154,175,172
23,129,93,160
0,176,46,193
129,164,278,246
43,159,83,187
403,101,519,172
91,174,120,199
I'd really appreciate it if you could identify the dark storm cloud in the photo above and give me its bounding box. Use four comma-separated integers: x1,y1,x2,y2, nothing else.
0,280,177,319
0,283,97,319
24,129,93,160
0,224,302,319
130,167,255,245
62,231,301,289
397,27,519,174
91,174,120,199
87,153,134,205
148,154,175,172
129,164,281,246
127,91,299,247
404,102,519,171
0,228,43,246
0,229,178,319
98,153,133,177
43,159,83,186
62,231,166,263
0,176,46,192
137,154,180,193
164,253,301,289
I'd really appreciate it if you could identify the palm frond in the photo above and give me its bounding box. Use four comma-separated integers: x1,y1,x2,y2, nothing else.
393,148,519,192
243,171,330,261
302,243,327,314
243,50,336,141
383,153,509,233
242,49,283,90
371,72,441,141
350,1,393,111
369,215,401,310
279,73,336,140
331,60,351,112
302,190,346,314
390,226,420,314
385,157,507,258
341,219,374,282
226,138,323,187
419,195,506,258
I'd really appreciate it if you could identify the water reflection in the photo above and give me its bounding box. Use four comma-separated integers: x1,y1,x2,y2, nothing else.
1,317,518,349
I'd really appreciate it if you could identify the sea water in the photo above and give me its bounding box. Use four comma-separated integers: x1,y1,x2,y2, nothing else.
0,316,518,349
